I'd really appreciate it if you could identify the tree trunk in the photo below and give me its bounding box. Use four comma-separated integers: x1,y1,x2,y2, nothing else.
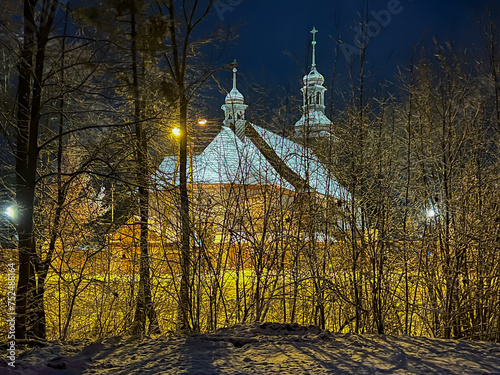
178,94,191,330
15,0,59,341
130,6,159,335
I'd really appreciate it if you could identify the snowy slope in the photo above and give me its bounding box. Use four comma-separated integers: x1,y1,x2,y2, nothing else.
4,323,500,374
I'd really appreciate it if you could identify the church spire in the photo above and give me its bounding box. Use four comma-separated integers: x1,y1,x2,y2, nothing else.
232,59,238,89
294,28,332,139
311,27,318,68
222,60,248,140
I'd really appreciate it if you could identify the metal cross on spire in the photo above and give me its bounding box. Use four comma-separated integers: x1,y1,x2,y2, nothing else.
310,27,318,68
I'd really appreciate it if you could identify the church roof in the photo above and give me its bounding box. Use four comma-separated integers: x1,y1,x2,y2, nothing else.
158,126,293,189
251,125,339,196
157,124,348,199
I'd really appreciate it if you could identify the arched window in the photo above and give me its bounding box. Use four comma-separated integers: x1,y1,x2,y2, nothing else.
237,112,242,120
316,92,321,104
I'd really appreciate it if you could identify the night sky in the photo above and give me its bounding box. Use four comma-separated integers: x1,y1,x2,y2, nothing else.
211,0,500,109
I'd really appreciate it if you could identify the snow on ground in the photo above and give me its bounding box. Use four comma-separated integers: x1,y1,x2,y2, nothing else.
3,323,500,374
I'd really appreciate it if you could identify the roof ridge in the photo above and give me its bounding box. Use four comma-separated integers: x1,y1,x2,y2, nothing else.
245,124,310,192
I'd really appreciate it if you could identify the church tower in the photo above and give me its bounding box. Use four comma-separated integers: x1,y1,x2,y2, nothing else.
295,28,332,138
222,62,248,140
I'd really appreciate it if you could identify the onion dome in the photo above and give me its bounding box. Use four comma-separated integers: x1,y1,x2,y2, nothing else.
303,67,325,86
225,86,245,104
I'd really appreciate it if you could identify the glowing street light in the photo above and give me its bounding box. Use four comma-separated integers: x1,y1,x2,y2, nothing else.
426,209,436,219
5,205,15,220
172,127,181,137
198,119,207,126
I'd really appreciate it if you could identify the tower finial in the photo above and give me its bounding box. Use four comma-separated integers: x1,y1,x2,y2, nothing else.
223,60,247,139
310,27,318,68
232,59,238,89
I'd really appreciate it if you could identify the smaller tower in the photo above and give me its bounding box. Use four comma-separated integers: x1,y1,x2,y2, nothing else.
222,61,248,140
295,28,332,139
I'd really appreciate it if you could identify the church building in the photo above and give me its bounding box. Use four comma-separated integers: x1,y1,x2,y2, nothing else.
152,28,349,251
159,27,344,200
111,29,349,271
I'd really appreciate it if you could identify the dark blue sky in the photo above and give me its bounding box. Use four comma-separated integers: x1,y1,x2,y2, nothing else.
210,0,500,108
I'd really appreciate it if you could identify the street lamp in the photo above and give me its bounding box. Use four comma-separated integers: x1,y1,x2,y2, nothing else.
5,205,16,220
171,125,194,189
3,204,17,249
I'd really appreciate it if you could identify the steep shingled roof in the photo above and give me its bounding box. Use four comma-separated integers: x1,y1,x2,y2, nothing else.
157,124,348,200
251,124,345,197
157,126,294,190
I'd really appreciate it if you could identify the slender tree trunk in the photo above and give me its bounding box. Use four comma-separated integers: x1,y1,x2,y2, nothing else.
43,0,71,341
15,0,59,341
178,93,191,330
402,56,415,335
15,0,36,341
130,6,159,335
